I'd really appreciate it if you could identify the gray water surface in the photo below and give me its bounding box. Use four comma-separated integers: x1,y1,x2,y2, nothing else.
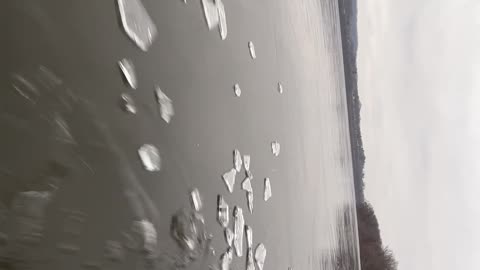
2,0,359,269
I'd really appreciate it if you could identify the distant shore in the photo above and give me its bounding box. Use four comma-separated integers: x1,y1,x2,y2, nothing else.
338,1,398,269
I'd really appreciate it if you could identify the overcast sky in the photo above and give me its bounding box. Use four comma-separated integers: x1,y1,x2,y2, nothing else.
358,0,480,269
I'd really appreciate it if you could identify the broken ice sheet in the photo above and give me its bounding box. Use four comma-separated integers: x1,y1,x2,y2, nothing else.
233,207,244,257
118,59,137,89
248,41,256,59
190,188,202,211
254,243,267,270
271,141,280,157
217,195,229,227
243,155,251,171
138,144,161,171
278,82,284,94
225,228,233,247
117,0,157,51
234,83,242,97
264,178,272,201
234,149,242,172
201,0,219,30
217,0,227,40
121,93,137,114
155,86,174,123
222,168,236,193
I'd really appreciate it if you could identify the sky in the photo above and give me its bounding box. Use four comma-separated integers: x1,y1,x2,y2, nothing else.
358,0,480,269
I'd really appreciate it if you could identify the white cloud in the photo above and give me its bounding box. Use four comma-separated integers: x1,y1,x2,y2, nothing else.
358,0,480,269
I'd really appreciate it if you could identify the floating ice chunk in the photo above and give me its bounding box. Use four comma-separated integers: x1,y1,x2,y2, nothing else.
245,225,252,249
217,0,227,40
225,228,233,247
243,155,251,171
138,144,161,171
155,86,174,123
132,219,157,254
234,149,242,172
278,82,284,94
217,195,229,227
201,0,219,30
271,141,280,157
234,83,242,97
121,93,137,114
242,177,253,193
104,240,125,261
222,169,237,193
248,42,256,59
233,207,245,257
221,247,234,270
190,188,203,211
117,0,157,51
118,59,137,89
264,178,272,201
247,192,254,213
254,243,267,270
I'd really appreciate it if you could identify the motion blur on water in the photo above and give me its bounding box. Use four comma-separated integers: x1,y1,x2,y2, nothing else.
2,0,360,269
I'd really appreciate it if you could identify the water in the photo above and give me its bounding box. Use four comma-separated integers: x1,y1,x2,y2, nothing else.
138,144,161,171
3,0,359,269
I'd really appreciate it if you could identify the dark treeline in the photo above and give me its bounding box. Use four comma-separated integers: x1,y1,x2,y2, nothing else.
337,0,398,269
